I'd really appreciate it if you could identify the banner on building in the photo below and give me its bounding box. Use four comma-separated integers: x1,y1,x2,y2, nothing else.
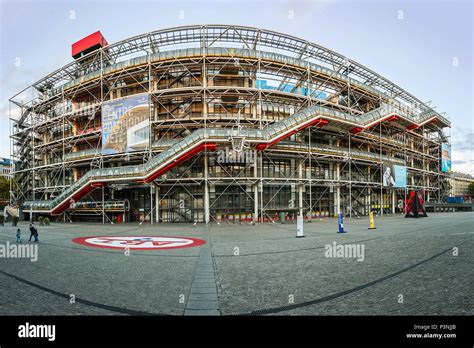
441,143,451,172
101,94,150,154
382,163,407,188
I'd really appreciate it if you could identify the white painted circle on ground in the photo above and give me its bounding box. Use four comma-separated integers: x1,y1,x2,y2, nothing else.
72,236,206,250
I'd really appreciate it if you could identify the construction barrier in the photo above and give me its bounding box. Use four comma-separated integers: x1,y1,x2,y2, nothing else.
296,214,304,238
337,213,346,233
368,211,376,230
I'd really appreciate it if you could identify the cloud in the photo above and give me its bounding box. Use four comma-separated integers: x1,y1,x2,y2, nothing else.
451,126,474,175
452,160,467,165
265,0,338,27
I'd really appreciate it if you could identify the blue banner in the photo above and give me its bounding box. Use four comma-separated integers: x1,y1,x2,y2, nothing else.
101,94,149,155
393,165,407,188
383,163,407,188
441,143,451,172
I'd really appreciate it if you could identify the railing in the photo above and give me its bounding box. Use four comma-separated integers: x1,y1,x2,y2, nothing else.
276,141,406,165
151,139,179,149
65,149,101,161
57,47,389,102
70,200,129,211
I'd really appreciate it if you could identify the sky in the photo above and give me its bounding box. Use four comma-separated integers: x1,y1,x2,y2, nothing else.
0,0,472,174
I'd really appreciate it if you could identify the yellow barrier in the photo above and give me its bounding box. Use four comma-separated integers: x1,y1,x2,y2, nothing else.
368,211,376,230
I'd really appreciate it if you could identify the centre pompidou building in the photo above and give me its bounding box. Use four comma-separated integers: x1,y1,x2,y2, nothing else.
9,25,451,223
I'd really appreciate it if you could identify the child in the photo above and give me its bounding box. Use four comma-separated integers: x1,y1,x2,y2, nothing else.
16,228,22,243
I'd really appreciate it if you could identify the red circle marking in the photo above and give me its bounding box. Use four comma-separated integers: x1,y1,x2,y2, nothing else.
72,236,206,250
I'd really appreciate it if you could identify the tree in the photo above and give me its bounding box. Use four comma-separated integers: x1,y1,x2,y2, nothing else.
0,176,9,201
468,182,474,197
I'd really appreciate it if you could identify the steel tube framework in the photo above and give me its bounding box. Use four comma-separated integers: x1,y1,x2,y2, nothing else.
9,25,451,223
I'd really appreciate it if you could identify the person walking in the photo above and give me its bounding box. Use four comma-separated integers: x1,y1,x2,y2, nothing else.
29,224,39,242
16,228,22,243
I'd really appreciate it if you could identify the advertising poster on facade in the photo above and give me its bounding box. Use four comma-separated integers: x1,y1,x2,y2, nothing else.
441,143,451,172
101,94,150,154
382,163,407,188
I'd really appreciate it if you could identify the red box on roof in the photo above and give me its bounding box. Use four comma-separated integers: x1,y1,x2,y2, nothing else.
72,31,108,59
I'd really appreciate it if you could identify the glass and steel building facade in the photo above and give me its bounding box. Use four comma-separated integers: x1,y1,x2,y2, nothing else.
9,25,451,223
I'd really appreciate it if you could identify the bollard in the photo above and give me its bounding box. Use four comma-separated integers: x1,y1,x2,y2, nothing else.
368,211,376,230
296,214,305,238
337,213,346,233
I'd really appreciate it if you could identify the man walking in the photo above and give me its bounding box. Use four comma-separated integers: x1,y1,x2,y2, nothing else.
29,224,39,242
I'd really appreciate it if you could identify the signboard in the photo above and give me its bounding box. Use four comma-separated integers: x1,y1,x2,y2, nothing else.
441,143,451,172
72,236,206,250
101,94,150,155
382,163,407,188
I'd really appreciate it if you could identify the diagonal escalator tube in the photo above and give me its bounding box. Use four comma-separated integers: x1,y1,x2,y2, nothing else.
22,103,442,214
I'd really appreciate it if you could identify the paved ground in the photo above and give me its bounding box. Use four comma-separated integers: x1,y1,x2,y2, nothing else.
0,212,472,316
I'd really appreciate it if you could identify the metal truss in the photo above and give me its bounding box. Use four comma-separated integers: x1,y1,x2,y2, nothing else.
9,25,451,223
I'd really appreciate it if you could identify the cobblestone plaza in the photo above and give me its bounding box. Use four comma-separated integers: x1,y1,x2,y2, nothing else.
0,212,472,316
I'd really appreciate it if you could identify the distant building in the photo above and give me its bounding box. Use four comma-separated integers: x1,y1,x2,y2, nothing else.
448,172,474,197
0,157,12,179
